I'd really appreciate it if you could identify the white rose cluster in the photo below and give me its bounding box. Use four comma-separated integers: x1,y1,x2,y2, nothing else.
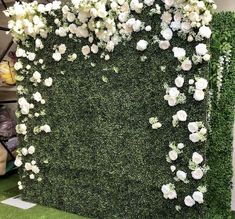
161,183,177,200
164,86,186,106
188,122,207,143
4,1,61,41
184,190,204,207
16,124,27,135
18,97,34,115
149,117,162,129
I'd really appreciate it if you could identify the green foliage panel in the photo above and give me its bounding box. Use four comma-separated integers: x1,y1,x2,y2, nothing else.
206,12,235,219
18,9,210,219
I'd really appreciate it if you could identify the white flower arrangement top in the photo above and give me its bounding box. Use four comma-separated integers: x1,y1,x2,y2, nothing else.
4,0,216,211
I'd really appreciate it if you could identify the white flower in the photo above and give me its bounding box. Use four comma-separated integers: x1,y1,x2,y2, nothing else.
167,96,177,106
184,196,195,207
176,110,187,121
33,92,42,102
24,162,32,171
203,54,211,61
169,150,178,161
192,152,203,165
91,44,99,54
174,75,184,88
176,170,187,181
130,0,143,13
161,11,172,24
106,41,115,52
192,167,204,180
170,165,176,172
177,143,184,149
172,47,186,60
58,44,66,54
195,78,208,90
52,52,62,61
159,40,170,50
136,40,148,51
16,48,26,57
82,45,91,56
14,157,22,167
133,20,142,32
44,77,53,87
144,0,155,6
181,22,191,33
195,43,208,56
189,133,200,143
181,59,192,71
16,124,27,135
194,89,205,101
145,25,152,32
29,174,35,180
199,26,211,39
32,71,41,83
14,61,23,70
161,28,173,40
152,122,162,129
21,148,28,156
35,38,43,49
40,124,51,133
192,191,204,204
169,87,179,97
188,122,199,133
200,128,207,135
31,165,40,174
27,52,36,61
67,12,75,22
161,183,177,200
28,146,35,155
164,0,174,7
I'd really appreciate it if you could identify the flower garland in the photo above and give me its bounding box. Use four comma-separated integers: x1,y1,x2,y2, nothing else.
5,0,216,211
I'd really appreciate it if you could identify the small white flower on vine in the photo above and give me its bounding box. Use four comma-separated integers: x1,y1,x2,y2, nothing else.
44,77,53,87
192,167,204,180
16,124,27,135
177,143,185,149
29,174,35,180
170,165,176,172
192,191,204,204
14,61,23,70
172,47,186,60
195,43,208,56
149,117,162,129
82,45,91,56
58,44,67,54
28,146,35,155
21,147,28,156
181,59,192,71
14,157,22,167
161,28,173,40
168,150,178,161
52,51,62,61
161,183,177,200
33,92,42,102
174,75,184,88
40,124,51,133
25,162,32,171
32,165,40,174
176,170,187,182
192,152,203,165
159,40,170,50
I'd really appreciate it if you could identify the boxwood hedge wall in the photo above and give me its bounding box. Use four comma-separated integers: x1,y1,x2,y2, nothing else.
16,6,234,219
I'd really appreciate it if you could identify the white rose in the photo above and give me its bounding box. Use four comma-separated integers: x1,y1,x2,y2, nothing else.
184,196,195,207
35,38,43,49
159,40,170,50
181,59,192,71
27,52,36,61
192,152,203,165
106,41,115,52
200,128,207,135
192,167,204,180
32,165,40,174
195,78,208,90
181,22,191,33
144,0,155,6
14,157,22,167
14,62,23,70
145,25,152,32
33,71,41,82
168,190,177,199
196,43,208,56
33,92,42,102
177,143,184,149
58,44,66,54
68,24,77,34
21,148,28,156
174,75,184,88
130,0,143,13
67,12,75,22
90,44,99,54
152,122,162,129
176,170,187,181
199,26,211,39
82,45,91,56
169,87,179,97
192,191,204,204
167,96,177,106
118,12,128,22
172,47,186,59
25,162,32,171
44,77,53,87
189,133,200,143
177,110,187,121
161,184,170,194
28,146,35,155
136,40,148,51
133,20,142,32
16,48,26,57
41,124,51,133
161,11,172,24
169,150,178,161
203,54,211,61
188,122,199,133
161,28,173,40
16,124,27,135
52,52,62,61
164,0,174,7
194,89,205,101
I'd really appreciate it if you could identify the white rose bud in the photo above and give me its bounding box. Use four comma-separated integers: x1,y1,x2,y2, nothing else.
159,40,170,50
169,150,178,161
44,77,53,87
28,146,35,155
177,110,187,121
174,75,184,88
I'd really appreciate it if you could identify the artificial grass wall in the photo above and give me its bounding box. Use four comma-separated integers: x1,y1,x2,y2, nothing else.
206,12,235,219
16,6,210,219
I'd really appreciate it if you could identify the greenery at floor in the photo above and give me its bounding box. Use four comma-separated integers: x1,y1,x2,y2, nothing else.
0,172,89,219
